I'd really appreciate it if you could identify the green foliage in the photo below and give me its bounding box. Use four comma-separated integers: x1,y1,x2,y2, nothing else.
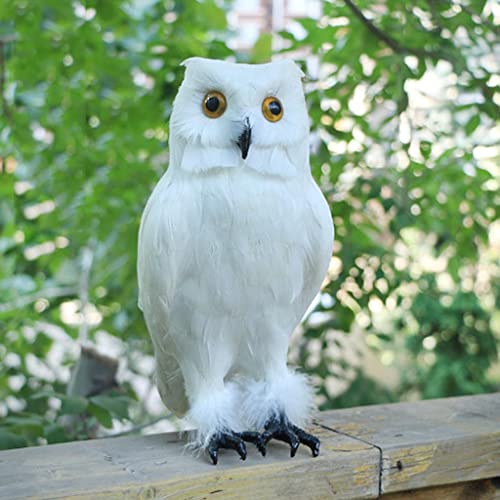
250,33,273,63
286,0,499,406
403,283,498,398
0,0,498,450
0,389,133,449
0,0,231,448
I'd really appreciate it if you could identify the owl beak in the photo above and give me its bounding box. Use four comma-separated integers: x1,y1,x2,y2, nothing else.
237,118,252,160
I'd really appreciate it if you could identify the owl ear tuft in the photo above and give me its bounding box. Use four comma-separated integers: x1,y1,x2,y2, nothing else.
295,62,306,80
180,57,202,67
281,59,306,80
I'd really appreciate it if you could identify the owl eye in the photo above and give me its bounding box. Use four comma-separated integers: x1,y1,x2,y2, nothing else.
203,91,227,118
262,96,283,122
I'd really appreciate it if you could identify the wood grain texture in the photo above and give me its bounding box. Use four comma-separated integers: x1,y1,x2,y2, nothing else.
0,394,499,500
320,393,500,494
0,423,379,500
384,478,500,499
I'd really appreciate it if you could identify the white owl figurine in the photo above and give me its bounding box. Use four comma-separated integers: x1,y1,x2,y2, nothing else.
137,58,334,464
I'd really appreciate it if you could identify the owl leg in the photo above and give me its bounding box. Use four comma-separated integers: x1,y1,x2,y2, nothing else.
183,371,247,464
187,382,267,465
241,327,320,457
253,368,320,458
172,310,272,464
181,347,267,465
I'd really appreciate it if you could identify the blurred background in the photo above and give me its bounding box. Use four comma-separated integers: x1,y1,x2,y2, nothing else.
0,0,498,450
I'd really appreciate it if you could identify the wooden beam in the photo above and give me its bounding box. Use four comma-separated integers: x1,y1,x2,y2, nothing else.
0,394,498,499
0,424,379,499
320,393,500,494
384,478,500,499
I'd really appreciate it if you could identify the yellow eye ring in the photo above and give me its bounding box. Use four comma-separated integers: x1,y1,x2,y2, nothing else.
202,91,227,118
262,96,283,122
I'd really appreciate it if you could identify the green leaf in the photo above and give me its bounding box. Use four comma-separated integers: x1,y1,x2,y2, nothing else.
88,403,113,429
419,141,432,159
59,395,88,415
250,33,272,63
0,430,29,450
376,333,392,342
28,390,54,401
44,423,69,444
90,395,129,420
2,415,45,436
465,114,480,136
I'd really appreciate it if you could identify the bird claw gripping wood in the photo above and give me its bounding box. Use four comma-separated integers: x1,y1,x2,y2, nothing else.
207,431,248,465
259,414,320,458
207,430,273,465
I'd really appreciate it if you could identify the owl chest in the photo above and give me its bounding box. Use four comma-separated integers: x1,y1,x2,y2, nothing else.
198,180,301,261
177,173,314,310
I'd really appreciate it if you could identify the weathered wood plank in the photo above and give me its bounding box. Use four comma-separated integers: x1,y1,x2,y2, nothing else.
320,393,500,494
384,478,500,499
1,394,499,499
0,422,379,500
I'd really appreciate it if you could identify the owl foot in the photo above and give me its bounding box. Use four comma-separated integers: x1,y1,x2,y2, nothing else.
237,431,267,456
207,430,246,465
260,414,320,458
207,430,266,465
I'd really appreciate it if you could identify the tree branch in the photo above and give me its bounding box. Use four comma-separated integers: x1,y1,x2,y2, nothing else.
0,35,17,43
78,245,95,343
343,0,441,60
0,286,77,313
425,0,445,36
0,40,13,126
343,0,495,107
455,1,499,34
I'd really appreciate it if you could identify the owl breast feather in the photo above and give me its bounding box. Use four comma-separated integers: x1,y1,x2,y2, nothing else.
137,167,333,413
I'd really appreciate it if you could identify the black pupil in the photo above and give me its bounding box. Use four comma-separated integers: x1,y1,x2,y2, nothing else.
268,100,281,115
206,96,220,112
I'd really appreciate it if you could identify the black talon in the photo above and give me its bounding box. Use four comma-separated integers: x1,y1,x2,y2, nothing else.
208,445,219,465
260,414,320,458
292,424,321,457
261,415,299,456
207,431,247,465
237,431,267,457
289,433,300,457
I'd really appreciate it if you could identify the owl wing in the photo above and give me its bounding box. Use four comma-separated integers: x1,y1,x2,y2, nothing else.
137,171,189,416
293,179,334,326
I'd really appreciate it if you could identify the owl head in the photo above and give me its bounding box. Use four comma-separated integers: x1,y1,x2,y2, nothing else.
169,58,309,178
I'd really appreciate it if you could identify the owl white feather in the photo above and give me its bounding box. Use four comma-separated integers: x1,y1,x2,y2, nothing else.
137,58,334,464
